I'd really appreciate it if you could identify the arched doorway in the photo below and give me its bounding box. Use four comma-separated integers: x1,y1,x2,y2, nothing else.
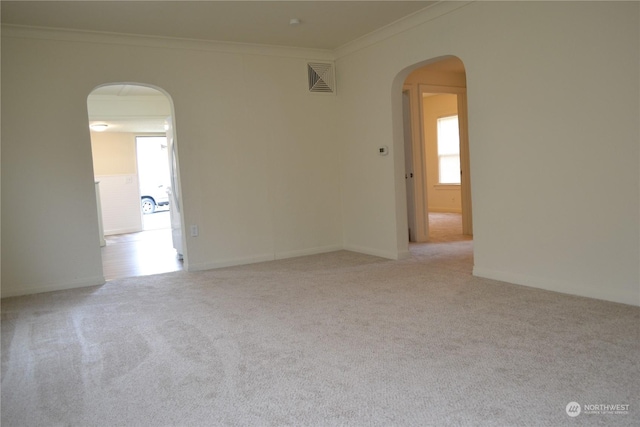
87,83,186,280
399,56,473,244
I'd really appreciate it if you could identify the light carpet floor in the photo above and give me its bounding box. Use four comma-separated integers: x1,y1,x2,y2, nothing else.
2,242,639,426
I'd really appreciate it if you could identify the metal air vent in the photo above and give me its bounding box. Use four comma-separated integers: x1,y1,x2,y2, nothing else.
307,62,335,94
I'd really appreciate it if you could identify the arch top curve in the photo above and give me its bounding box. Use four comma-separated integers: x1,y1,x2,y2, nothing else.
88,82,174,101
392,55,467,94
87,82,175,134
388,53,473,253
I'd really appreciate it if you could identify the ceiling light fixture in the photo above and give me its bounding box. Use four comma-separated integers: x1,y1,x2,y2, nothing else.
90,124,109,132
289,18,301,26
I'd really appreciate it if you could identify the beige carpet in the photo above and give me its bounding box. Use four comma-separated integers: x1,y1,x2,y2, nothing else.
427,212,472,243
2,242,639,426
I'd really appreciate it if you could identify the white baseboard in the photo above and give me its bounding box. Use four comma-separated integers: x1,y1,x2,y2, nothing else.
1,275,106,298
187,253,275,271
473,266,640,307
187,245,345,271
343,244,408,260
274,245,343,260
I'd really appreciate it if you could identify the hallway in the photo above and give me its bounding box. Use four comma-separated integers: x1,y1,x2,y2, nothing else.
409,212,473,273
427,212,473,243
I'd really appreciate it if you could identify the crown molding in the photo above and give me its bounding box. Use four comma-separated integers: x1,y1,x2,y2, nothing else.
1,24,335,61
1,2,473,62
334,1,474,59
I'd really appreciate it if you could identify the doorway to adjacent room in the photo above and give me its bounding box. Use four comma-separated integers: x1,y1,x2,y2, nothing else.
87,83,185,280
401,56,473,245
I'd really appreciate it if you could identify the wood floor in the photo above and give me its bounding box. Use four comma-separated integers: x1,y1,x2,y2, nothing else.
101,212,468,281
101,227,183,281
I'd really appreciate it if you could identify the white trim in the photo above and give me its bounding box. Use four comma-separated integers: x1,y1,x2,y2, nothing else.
457,92,473,235
418,84,472,236
1,276,106,298
1,24,335,61
1,3,473,62
274,245,343,260
334,1,473,59
0,245,405,297
186,245,346,271
473,267,640,307
343,244,409,260
404,84,430,243
187,253,275,271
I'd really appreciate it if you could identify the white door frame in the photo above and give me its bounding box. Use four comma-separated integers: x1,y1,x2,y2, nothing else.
403,84,429,242
415,84,473,236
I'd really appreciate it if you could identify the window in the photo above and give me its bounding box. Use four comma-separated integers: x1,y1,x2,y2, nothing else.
437,115,461,184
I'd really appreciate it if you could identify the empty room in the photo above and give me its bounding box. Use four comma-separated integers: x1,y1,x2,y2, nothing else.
1,1,638,426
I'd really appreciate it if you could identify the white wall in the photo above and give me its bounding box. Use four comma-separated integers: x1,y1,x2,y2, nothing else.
95,175,143,235
1,28,341,296
336,1,639,305
2,2,638,306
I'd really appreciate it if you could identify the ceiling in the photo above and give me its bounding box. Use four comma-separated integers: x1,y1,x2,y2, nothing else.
11,2,440,133
91,85,167,97
1,1,437,50
88,85,171,133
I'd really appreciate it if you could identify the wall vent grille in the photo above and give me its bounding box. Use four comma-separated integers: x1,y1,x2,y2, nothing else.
307,62,335,94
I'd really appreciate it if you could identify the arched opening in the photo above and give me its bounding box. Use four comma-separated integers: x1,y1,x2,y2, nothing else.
395,56,473,254
87,83,186,280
